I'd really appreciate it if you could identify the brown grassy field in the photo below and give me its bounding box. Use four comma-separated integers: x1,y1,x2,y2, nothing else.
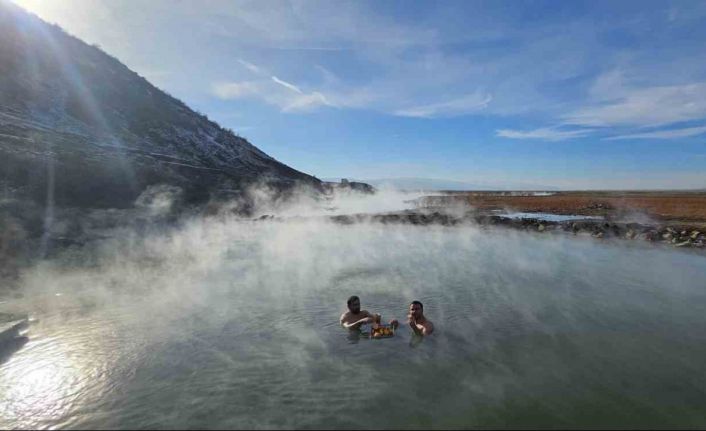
418,191,706,226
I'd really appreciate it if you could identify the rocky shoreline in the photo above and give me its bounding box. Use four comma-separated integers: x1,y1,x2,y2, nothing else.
288,209,705,250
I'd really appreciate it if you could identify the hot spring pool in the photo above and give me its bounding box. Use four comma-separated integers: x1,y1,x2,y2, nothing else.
2,219,706,429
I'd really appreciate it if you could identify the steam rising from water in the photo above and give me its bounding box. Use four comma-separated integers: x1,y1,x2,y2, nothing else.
248,183,428,217
2,189,706,428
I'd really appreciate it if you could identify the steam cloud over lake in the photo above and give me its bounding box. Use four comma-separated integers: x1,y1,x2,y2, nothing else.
2,191,706,428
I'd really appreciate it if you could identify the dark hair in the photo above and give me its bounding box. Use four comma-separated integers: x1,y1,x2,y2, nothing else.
411,300,423,311
347,295,360,306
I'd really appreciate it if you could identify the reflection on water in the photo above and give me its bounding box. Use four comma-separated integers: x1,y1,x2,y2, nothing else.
2,220,706,429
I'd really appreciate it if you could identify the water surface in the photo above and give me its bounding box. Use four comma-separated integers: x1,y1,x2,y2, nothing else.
1,220,706,429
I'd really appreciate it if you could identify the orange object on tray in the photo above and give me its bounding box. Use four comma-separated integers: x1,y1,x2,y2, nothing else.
370,324,395,339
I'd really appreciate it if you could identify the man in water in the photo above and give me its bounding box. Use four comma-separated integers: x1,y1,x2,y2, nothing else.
408,300,434,336
340,295,398,331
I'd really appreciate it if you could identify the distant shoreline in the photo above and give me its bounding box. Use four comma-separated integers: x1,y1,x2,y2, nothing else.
314,208,706,251
413,190,706,227
308,189,706,251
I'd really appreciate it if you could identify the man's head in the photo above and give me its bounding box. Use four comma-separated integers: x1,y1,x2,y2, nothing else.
347,295,361,314
409,300,423,319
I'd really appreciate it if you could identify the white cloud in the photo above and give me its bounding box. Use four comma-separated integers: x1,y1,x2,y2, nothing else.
496,127,592,141
237,59,262,74
180,2,573,118
588,68,629,102
212,79,331,113
281,92,331,112
24,0,706,125
212,81,260,99
394,93,492,118
605,125,706,140
565,82,706,127
272,76,303,94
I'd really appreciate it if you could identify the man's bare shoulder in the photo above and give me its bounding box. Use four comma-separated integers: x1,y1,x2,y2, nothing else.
424,320,434,334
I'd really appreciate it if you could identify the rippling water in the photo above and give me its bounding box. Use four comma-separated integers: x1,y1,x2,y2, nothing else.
2,220,706,429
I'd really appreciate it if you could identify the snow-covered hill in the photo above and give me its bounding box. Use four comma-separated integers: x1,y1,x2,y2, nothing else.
0,0,320,208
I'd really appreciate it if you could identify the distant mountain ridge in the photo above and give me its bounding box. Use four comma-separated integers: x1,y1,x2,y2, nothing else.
323,177,558,191
0,0,320,208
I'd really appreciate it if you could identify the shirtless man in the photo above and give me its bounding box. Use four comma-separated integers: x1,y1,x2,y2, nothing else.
340,295,399,331
408,300,434,336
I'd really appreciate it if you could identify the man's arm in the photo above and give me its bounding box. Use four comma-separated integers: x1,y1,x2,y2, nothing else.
409,316,433,336
341,311,374,329
421,321,434,335
343,316,373,329
409,315,423,336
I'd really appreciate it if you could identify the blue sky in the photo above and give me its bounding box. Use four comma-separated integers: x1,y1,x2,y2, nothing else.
13,0,706,189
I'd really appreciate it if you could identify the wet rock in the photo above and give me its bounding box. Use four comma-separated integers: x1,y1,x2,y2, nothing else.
320,210,705,253
331,215,355,225
598,223,621,238
638,232,654,241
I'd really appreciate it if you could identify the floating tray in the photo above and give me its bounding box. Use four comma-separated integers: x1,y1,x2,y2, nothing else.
370,324,395,339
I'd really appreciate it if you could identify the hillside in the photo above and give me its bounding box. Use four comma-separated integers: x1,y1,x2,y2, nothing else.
0,0,320,209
